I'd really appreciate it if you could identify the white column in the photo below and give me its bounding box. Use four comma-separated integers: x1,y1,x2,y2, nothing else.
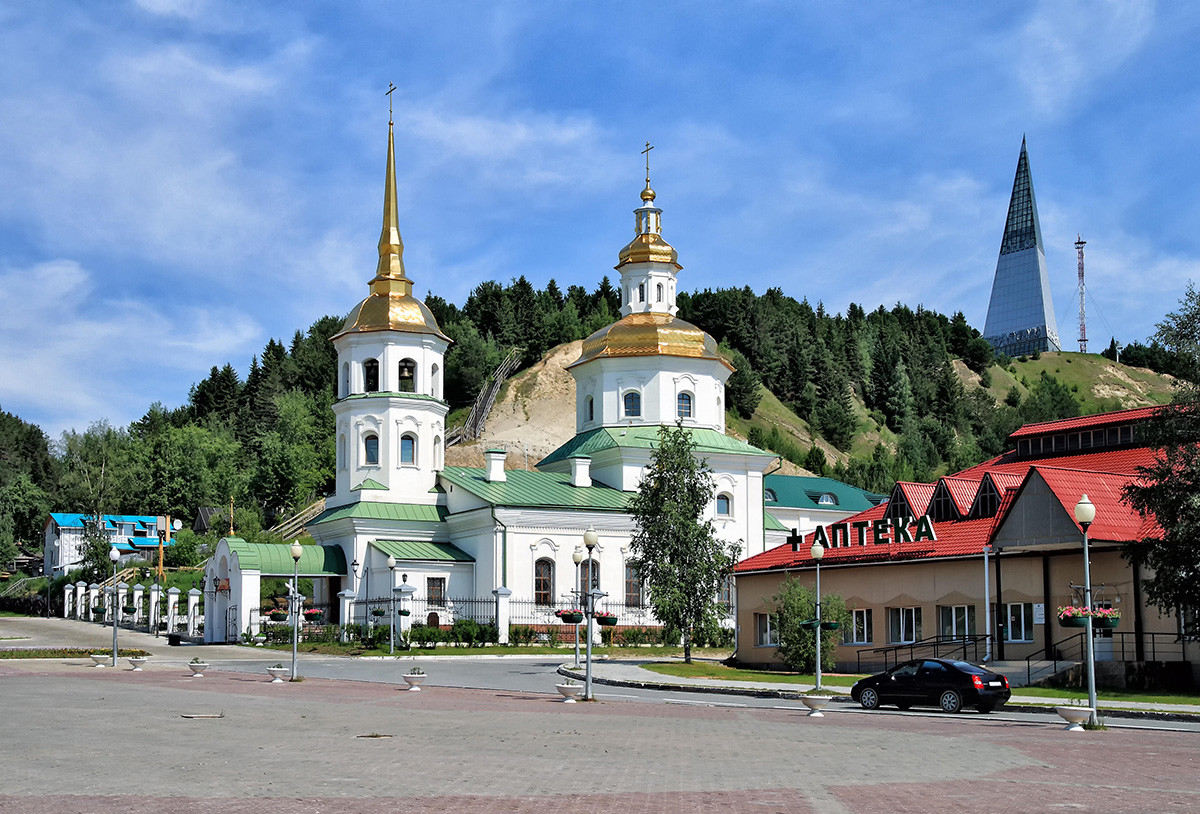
167,587,181,633
75,582,87,619
63,584,75,618
397,583,416,638
149,583,162,633
492,586,513,645
132,584,144,625
116,582,129,624
186,588,201,636
338,589,356,642
88,584,100,620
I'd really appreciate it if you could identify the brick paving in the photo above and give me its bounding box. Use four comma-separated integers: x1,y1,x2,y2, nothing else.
2,657,1199,813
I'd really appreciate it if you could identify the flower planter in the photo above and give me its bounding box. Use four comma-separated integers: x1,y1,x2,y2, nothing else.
89,654,111,667
398,609,411,617
555,683,583,703
1055,706,1094,731
800,696,830,717
269,613,287,622
188,662,209,677
595,615,618,627
266,666,290,683
305,613,324,624
799,620,820,630
402,672,426,691
557,612,583,624
371,609,386,617
127,657,148,671
820,621,840,631
253,634,267,646
1059,615,1120,629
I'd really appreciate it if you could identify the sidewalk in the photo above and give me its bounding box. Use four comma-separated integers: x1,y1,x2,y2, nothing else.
564,658,1200,720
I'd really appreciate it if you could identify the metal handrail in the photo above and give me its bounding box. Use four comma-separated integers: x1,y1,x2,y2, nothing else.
855,634,989,673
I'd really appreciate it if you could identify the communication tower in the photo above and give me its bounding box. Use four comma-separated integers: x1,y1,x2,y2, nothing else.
1076,234,1087,353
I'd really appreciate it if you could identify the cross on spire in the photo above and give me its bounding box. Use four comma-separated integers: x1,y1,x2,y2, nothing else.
386,82,396,125
642,141,654,183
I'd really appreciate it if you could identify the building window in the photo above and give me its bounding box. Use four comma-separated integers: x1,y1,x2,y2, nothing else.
1005,602,1034,642
677,392,693,419
623,391,641,418
586,396,594,422
755,613,778,647
433,435,443,470
337,434,346,470
818,493,837,506
431,363,441,399
364,358,379,392
341,362,350,397
398,359,416,393
938,604,976,639
656,283,663,302
716,494,731,517
844,608,873,644
764,489,777,503
718,575,733,612
638,283,645,302
888,606,922,643
580,559,600,595
426,577,446,607
534,558,554,606
400,434,416,465
363,434,380,466
624,562,643,607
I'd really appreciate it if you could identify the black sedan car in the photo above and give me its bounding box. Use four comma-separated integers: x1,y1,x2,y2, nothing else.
851,658,1011,713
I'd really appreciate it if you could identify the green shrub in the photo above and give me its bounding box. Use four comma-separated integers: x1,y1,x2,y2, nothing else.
508,624,536,645
450,618,481,647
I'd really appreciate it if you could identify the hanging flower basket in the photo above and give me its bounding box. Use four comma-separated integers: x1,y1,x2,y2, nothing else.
303,609,324,623
398,609,411,617
1057,606,1120,629
1060,616,1087,628
799,619,820,630
269,611,287,622
820,621,840,631
596,614,618,627
371,608,386,617
556,610,584,624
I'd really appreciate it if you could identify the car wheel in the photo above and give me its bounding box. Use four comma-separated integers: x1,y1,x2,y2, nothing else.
859,688,880,710
939,690,962,713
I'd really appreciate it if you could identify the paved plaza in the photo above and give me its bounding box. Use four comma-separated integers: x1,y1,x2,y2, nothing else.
2,618,1199,813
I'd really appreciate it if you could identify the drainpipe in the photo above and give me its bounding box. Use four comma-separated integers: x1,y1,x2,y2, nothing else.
983,544,992,662
994,551,1005,662
491,507,508,589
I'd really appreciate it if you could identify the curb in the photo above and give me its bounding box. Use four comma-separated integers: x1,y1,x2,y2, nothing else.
557,666,1200,723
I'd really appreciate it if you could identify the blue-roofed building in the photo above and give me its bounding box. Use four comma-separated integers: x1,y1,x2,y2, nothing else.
43,513,173,576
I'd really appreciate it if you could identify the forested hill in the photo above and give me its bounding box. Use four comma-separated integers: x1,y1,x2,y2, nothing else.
0,275,1179,566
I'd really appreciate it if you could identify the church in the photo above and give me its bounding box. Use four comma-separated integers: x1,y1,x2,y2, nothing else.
203,120,824,643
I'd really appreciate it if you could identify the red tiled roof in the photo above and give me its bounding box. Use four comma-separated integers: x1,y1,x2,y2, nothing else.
954,446,1157,479
985,471,1024,492
1007,406,1160,440
1023,466,1155,544
894,482,936,516
941,477,981,514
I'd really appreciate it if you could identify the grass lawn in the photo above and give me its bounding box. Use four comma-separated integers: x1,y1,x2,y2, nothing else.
641,660,865,687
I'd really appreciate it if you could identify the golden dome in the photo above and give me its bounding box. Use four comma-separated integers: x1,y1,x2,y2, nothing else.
617,233,679,267
569,312,731,369
641,185,656,202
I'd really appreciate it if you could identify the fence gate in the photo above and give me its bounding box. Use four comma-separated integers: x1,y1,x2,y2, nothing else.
226,604,239,643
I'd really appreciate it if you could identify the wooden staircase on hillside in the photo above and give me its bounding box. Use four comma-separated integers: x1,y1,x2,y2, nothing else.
447,346,524,447
268,498,327,541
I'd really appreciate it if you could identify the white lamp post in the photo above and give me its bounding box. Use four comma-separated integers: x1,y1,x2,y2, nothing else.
1075,494,1098,725
387,555,397,655
290,540,302,681
811,541,825,691
109,546,120,666
572,546,585,669
583,527,601,700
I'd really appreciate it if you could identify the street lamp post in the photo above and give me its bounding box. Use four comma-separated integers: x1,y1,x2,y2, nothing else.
109,546,120,666
1075,494,1099,725
571,546,584,669
811,541,825,691
582,527,602,700
290,540,302,681
387,555,397,655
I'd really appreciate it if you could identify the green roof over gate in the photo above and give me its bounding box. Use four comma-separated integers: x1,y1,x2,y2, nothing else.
763,511,788,531
538,426,772,467
440,467,632,510
224,539,348,577
309,501,448,526
372,539,474,563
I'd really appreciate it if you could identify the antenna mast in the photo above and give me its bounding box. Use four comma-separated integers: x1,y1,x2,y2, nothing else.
1075,234,1087,353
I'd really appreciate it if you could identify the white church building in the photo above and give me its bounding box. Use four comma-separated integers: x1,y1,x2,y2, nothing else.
204,121,842,643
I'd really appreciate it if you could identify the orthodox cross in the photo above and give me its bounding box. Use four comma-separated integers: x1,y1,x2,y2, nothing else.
386,82,396,124
642,141,654,183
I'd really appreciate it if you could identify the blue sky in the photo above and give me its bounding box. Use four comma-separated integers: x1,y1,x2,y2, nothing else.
2,1,1198,439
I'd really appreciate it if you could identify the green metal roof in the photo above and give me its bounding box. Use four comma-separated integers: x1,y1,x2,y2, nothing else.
763,510,788,531
225,539,348,576
352,478,387,491
372,539,474,563
763,474,885,513
539,426,773,467
440,466,632,510
309,501,448,525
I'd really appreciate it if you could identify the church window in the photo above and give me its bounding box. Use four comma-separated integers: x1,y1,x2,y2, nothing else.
337,434,347,470
764,488,777,503
624,562,643,607
431,363,441,399
534,558,554,606
433,435,443,470
363,434,380,466
398,359,416,393
580,558,600,595
426,577,446,607
586,396,594,422
656,283,663,302
638,283,645,302
716,493,732,517
677,392,693,419
364,359,379,393
623,391,641,418
341,363,350,397
400,434,416,465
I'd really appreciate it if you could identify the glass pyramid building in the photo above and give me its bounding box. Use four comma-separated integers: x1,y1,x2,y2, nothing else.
983,138,1060,357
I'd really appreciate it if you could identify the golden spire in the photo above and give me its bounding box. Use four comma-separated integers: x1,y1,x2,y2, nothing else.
371,114,412,295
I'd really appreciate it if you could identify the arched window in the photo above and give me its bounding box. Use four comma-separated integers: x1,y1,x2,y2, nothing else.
623,391,641,418
363,359,379,393
716,493,731,517
677,392,693,419
534,558,554,606
586,396,594,422
337,434,347,470
363,433,380,466
764,488,777,503
431,363,441,399
341,363,350,397
400,434,416,465
398,359,416,393
624,561,643,607
656,283,663,302
638,283,645,302
580,559,600,595
433,435,443,470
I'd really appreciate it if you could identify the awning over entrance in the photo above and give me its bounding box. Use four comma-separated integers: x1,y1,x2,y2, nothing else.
225,539,348,576
372,539,474,563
